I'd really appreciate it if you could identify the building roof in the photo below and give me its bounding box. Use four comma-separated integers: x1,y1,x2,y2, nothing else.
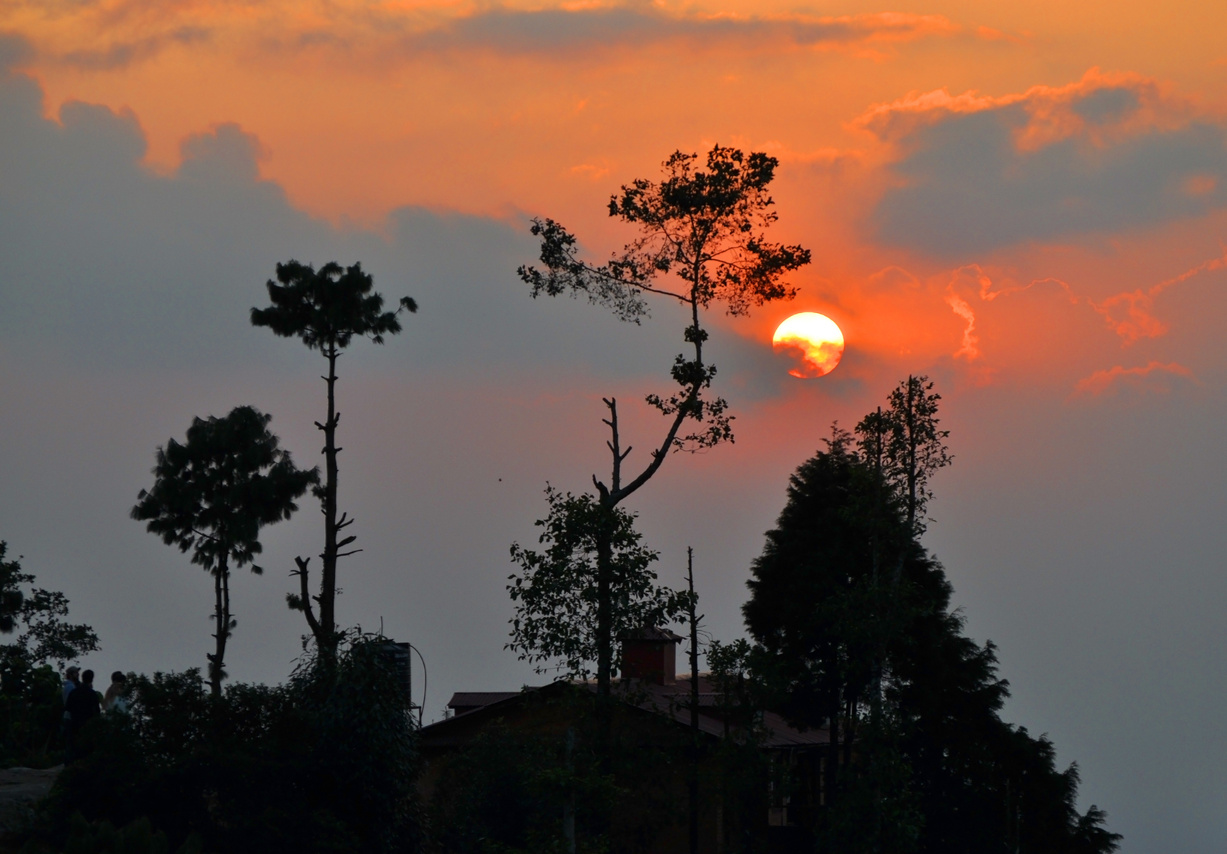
448,691,522,710
618,626,684,643
433,675,828,749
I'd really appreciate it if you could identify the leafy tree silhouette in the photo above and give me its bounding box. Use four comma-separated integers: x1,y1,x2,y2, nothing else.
857,375,953,539
251,261,416,660
518,146,809,698
132,406,316,696
0,541,99,696
507,486,690,681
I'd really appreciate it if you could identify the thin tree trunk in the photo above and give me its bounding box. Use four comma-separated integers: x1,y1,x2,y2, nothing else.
905,375,918,532
827,693,840,809
687,548,700,854
319,345,340,658
595,510,613,700
842,693,856,770
210,558,230,698
591,293,706,697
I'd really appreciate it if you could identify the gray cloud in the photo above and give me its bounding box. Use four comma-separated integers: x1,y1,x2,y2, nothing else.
402,7,947,56
0,63,688,378
14,6,957,68
867,82,1227,256
59,26,210,71
402,7,953,57
0,31,33,70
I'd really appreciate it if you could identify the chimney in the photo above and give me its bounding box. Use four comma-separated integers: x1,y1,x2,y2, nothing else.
619,627,683,685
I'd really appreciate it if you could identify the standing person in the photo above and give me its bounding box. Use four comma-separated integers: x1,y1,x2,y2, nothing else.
60,666,80,748
103,671,129,714
64,669,101,762
61,666,80,705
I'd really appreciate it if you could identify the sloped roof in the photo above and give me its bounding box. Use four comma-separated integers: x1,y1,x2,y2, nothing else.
432,676,828,749
618,626,684,643
449,691,522,710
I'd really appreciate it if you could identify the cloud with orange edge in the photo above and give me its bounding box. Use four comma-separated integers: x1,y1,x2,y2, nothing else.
1071,361,1196,398
0,2,967,69
855,69,1227,255
1089,250,1227,344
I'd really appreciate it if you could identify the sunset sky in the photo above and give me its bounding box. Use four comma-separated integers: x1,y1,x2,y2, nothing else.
3,1,1227,849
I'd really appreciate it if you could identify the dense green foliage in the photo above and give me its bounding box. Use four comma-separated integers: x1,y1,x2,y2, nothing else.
132,406,317,695
0,542,98,767
743,381,1121,854
41,635,420,854
507,487,691,680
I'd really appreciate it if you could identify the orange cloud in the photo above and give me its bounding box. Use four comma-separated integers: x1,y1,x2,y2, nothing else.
3,2,963,69
854,67,1193,150
944,291,979,361
1090,249,1227,344
1071,361,1196,397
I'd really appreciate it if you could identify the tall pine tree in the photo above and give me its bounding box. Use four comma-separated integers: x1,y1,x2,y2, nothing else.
744,381,1120,854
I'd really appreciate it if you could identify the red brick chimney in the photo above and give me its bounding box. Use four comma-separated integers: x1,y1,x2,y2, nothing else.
619,627,683,685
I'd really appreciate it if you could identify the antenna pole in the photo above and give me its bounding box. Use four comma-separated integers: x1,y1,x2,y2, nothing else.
687,547,700,854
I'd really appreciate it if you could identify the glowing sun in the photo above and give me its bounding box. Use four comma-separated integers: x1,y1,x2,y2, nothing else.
773,313,845,378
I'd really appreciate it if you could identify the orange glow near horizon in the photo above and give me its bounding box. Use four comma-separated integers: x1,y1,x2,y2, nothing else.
773,313,846,378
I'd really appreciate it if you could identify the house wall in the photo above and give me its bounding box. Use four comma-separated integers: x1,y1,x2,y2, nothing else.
419,688,750,854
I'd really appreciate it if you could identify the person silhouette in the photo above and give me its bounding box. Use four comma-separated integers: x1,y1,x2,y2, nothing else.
103,671,129,714
64,669,101,762
61,666,80,705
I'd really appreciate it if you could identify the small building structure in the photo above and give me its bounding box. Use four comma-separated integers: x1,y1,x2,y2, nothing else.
418,629,829,852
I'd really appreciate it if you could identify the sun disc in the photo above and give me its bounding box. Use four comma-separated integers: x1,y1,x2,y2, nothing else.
772,313,845,378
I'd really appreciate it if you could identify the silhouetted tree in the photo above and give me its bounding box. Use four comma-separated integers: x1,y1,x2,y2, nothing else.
518,145,809,698
250,260,416,660
0,543,99,674
855,376,952,745
132,406,316,696
743,390,1120,853
858,375,952,537
743,427,906,836
0,541,99,764
507,486,690,680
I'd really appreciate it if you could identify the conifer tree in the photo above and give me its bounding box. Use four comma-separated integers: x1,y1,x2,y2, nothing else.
251,260,416,659
743,383,1120,853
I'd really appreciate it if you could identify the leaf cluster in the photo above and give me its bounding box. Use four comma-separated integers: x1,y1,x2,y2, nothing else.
518,146,809,457
519,147,809,320
855,376,952,534
0,541,99,686
131,406,318,576
507,488,692,680
250,260,416,352
0,543,98,766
